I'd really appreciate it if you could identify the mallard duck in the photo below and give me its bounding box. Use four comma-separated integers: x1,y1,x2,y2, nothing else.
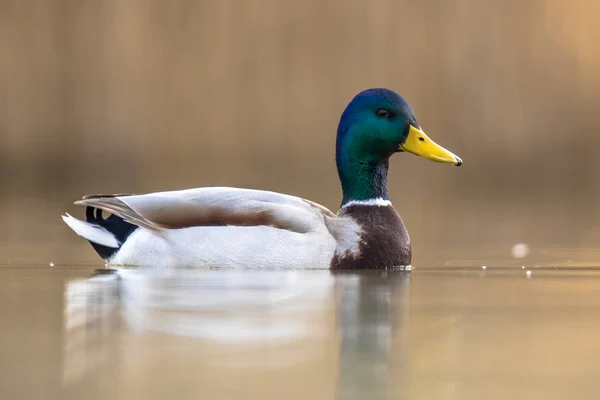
63,88,462,269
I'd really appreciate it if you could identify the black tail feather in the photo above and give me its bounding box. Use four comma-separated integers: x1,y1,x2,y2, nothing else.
85,206,139,261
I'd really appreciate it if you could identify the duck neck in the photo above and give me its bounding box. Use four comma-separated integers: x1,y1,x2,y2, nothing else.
337,157,390,207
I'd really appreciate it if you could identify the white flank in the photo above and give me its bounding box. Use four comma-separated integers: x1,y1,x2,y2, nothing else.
61,214,120,248
325,217,363,258
342,198,392,208
110,225,338,269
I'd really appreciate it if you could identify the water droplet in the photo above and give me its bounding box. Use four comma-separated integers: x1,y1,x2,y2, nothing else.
521,265,525,269
526,270,532,278
511,243,530,259
481,265,487,270
49,262,54,268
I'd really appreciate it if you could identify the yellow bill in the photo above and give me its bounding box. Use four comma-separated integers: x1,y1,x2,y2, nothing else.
399,125,462,166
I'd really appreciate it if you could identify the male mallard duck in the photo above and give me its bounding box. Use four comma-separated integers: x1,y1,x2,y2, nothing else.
63,88,462,269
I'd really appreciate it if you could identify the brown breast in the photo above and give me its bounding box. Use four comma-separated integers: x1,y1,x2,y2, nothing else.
331,205,411,270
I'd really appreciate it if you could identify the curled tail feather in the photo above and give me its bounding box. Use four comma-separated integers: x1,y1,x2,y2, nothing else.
62,207,139,261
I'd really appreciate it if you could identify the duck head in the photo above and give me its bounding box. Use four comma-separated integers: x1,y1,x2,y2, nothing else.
336,88,462,205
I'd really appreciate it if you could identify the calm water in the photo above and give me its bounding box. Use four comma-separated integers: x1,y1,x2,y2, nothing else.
2,264,600,399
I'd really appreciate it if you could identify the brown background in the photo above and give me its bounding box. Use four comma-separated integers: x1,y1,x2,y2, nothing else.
2,0,600,267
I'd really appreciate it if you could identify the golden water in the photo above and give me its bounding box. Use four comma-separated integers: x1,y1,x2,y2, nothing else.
2,265,600,399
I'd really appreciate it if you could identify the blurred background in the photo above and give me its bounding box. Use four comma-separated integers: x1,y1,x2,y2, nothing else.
2,0,600,267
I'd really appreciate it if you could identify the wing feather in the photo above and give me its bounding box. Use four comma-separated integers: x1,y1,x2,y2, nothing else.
75,187,336,234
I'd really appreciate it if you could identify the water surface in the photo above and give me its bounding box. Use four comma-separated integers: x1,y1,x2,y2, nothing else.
2,265,600,399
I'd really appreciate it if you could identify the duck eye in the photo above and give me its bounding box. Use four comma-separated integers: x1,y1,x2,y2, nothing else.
376,108,389,118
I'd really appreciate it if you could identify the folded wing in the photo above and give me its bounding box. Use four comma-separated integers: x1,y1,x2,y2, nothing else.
76,187,336,234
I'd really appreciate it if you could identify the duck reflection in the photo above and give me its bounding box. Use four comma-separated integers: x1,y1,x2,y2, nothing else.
333,270,411,399
62,268,411,398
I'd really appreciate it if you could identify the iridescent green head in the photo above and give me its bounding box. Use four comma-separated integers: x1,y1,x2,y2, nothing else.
336,88,462,205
